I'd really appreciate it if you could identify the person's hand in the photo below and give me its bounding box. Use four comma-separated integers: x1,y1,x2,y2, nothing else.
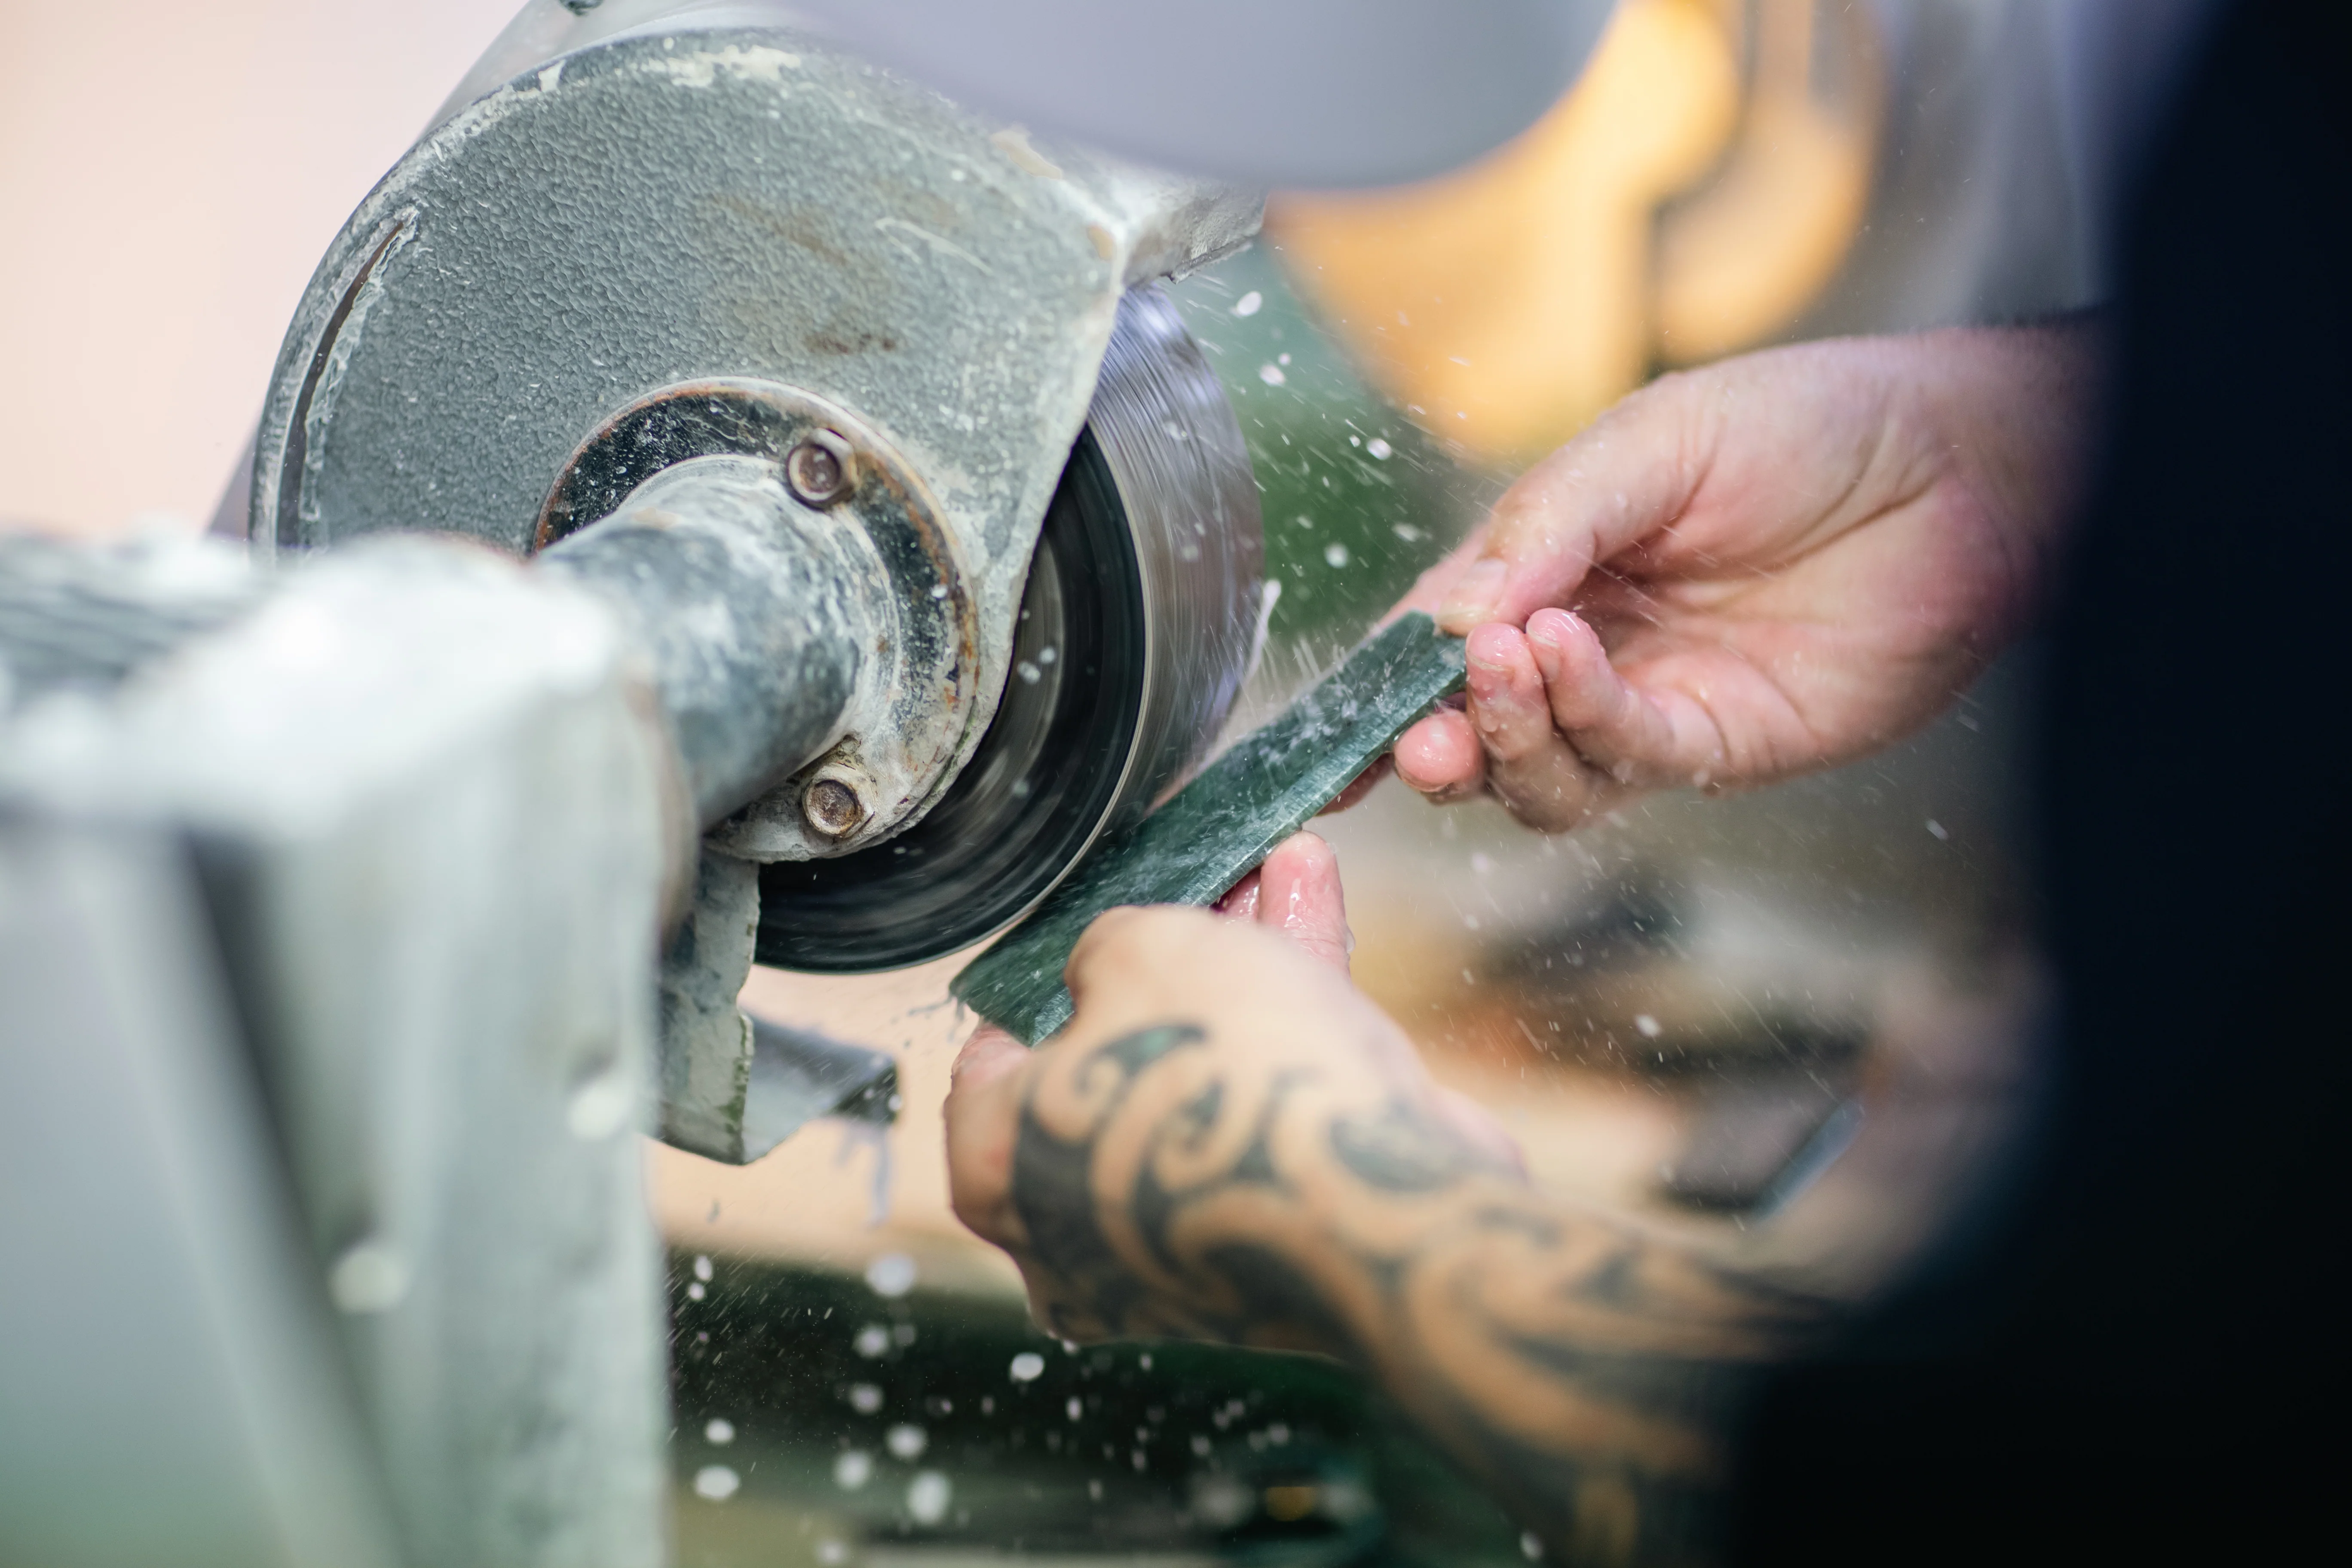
1392,324,2098,829
943,832,1520,1346
944,835,1809,1559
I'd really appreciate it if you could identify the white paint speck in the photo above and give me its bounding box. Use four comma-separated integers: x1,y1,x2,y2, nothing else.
693,1254,714,1283
990,125,1064,179
1323,542,1350,568
1010,1352,1046,1382
1257,363,1287,386
908,1471,953,1525
886,1424,928,1460
1366,437,1394,459
1231,290,1264,317
865,1252,918,1298
648,42,801,89
566,1068,631,1140
849,1383,883,1414
1635,1014,1663,1039
705,1418,736,1446
833,1450,873,1490
876,217,992,275
854,1323,891,1359
329,1240,410,1315
1927,818,1950,840
693,1465,741,1502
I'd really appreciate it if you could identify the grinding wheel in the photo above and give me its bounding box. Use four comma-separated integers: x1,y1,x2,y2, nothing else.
754,286,1263,971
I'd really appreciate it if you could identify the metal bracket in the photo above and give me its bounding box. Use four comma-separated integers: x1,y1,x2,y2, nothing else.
656,845,896,1164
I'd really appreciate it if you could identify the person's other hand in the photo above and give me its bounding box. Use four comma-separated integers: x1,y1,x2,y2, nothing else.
1393,324,2097,829
943,832,1520,1344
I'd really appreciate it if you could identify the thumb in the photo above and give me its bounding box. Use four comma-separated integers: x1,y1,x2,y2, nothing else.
1437,376,1712,634
1252,832,1352,974
951,1023,1027,1093
943,1024,1033,1248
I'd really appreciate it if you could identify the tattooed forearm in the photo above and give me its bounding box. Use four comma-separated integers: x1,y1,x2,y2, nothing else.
1005,1020,1818,1566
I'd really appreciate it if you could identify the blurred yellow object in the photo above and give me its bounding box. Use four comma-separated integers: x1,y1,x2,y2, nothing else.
1657,0,1883,364
1270,0,1883,465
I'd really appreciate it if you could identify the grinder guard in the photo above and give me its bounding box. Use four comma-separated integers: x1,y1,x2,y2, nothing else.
248,13,1265,968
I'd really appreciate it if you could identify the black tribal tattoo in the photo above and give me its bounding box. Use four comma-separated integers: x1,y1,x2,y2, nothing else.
1006,1020,1821,1566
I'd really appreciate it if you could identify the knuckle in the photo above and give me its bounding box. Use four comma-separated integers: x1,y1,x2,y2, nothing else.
1482,722,1553,763
949,1189,989,1234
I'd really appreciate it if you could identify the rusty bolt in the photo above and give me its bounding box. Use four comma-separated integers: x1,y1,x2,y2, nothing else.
785,429,855,507
802,775,867,838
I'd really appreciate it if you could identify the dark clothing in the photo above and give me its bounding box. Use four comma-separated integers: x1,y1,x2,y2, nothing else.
1737,0,2352,1557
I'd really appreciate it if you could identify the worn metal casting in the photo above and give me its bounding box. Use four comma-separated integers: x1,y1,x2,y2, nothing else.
250,18,1260,856
2,538,680,1568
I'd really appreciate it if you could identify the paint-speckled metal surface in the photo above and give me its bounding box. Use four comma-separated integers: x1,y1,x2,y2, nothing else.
251,21,1258,818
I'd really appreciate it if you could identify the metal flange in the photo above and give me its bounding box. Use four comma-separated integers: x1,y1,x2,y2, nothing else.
752,285,1264,970
537,380,977,857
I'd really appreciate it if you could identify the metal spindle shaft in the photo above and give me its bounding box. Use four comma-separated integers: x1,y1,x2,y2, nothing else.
541,455,885,826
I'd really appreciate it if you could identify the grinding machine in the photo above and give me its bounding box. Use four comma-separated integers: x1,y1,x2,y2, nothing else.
0,4,1605,1565
254,8,1277,962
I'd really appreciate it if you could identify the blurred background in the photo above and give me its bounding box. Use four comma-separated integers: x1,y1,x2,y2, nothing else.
3,3,2116,1564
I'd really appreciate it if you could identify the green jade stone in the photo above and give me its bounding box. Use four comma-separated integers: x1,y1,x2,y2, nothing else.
952,612,1468,1044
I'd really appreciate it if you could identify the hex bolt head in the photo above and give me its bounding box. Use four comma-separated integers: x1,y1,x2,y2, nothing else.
802,775,867,838
785,429,855,507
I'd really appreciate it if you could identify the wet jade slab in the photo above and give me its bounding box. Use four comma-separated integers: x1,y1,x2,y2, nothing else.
952,612,1468,1044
